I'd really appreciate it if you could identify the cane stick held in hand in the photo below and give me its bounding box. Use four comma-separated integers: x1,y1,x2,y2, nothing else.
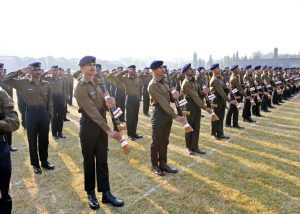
201,85,219,121
165,74,193,133
206,93,220,121
97,69,130,154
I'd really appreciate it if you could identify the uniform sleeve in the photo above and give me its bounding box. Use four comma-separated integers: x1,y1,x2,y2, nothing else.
212,79,230,101
3,70,24,90
0,90,20,132
47,84,54,118
231,78,246,96
115,70,129,84
73,70,82,79
182,81,207,110
148,84,177,119
74,85,111,132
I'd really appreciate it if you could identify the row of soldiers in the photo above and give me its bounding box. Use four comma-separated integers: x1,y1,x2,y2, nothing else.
0,57,299,212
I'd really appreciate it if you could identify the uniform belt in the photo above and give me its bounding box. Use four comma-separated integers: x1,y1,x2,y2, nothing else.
27,105,47,110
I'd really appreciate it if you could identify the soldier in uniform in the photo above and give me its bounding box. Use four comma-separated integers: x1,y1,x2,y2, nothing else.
57,68,70,122
242,65,256,123
225,65,246,129
43,66,66,139
148,60,186,176
261,66,274,110
74,56,124,210
181,63,212,155
3,62,55,174
210,64,236,140
139,67,152,117
0,87,19,214
252,66,264,117
0,64,17,152
115,65,143,141
66,68,74,106
106,67,126,122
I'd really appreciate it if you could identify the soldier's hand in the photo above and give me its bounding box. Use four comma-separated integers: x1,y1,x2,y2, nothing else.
175,116,186,124
20,67,32,74
48,68,55,74
229,100,237,105
105,97,116,109
171,91,180,100
206,108,213,114
106,130,122,141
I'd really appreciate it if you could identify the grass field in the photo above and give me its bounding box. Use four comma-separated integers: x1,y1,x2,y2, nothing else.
10,93,300,214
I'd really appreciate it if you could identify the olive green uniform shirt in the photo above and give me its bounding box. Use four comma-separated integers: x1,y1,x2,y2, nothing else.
3,70,53,117
181,76,207,110
0,87,20,132
74,77,110,132
148,76,177,119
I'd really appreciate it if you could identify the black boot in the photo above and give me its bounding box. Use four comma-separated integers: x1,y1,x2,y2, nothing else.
87,191,100,210
102,191,124,207
0,197,12,214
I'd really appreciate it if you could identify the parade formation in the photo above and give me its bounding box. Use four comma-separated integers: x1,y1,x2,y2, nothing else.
0,58,299,212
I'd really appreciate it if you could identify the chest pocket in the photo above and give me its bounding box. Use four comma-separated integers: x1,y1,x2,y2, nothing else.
158,83,167,94
88,90,97,100
26,87,35,95
39,86,48,96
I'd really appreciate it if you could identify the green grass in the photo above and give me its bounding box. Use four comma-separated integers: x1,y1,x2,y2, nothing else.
10,94,300,214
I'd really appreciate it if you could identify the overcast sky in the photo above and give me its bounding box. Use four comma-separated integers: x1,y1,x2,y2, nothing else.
1,0,299,61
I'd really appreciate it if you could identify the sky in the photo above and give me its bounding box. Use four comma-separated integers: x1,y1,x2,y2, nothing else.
1,0,299,61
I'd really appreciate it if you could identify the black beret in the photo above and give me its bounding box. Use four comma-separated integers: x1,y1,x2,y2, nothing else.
144,67,149,70
51,65,58,69
182,63,192,73
268,66,272,69
96,64,101,69
28,62,41,68
197,66,204,71
117,66,123,70
230,65,238,70
0,63,3,69
262,65,268,70
274,67,279,71
284,68,289,71
163,65,167,69
210,63,219,71
150,61,163,70
78,56,96,66
245,65,252,70
127,65,136,69
254,66,261,70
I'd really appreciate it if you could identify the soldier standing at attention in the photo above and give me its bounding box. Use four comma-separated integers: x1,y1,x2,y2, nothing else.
3,62,55,174
66,68,74,106
242,65,256,123
0,64,17,152
210,64,236,140
43,66,66,139
74,56,124,210
139,67,152,117
115,65,143,141
0,86,20,214
252,66,264,117
225,65,246,129
181,63,212,155
148,60,186,176
106,67,126,122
